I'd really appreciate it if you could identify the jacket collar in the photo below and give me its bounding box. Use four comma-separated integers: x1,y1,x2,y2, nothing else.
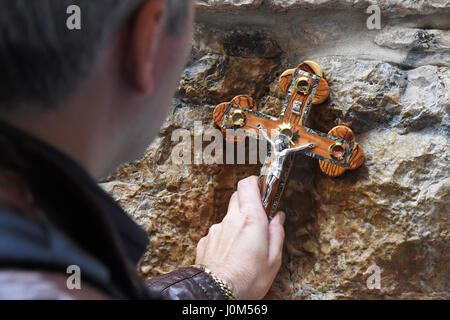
0,119,151,298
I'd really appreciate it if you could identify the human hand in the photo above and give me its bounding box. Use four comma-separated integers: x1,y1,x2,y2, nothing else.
195,176,285,300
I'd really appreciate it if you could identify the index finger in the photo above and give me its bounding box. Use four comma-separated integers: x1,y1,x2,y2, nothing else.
237,176,267,220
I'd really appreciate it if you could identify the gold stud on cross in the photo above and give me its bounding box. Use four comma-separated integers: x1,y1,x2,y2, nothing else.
213,61,365,217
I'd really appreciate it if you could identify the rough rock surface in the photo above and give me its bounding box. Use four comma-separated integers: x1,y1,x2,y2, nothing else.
101,0,450,299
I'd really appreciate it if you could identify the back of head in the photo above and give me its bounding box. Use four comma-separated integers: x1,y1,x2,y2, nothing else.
0,0,186,112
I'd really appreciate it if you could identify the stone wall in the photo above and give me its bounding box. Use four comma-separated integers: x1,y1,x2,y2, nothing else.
101,0,450,299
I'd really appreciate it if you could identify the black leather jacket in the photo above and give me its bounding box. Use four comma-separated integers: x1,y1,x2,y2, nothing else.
0,120,226,300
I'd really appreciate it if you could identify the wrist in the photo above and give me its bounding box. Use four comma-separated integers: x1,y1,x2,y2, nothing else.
191,264,237,300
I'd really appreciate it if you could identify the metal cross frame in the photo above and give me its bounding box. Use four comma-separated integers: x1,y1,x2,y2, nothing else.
214,63,364,217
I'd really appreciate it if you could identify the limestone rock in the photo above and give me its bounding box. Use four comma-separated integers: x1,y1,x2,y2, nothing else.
269,0,450,15
197,0,450,17
374,26,450,66
375,27,450,51
196,0,263,9
101,1,450,299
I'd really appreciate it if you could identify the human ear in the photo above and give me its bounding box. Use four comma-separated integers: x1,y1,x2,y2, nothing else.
126,0,167,93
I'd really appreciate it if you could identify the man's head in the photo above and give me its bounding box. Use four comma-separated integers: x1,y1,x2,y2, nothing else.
274,134,290,152
0,0,195,177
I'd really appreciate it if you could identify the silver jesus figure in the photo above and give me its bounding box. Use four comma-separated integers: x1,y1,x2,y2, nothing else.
257,124,315,209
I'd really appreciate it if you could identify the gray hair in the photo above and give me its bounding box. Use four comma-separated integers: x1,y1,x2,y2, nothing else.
0,0,188,112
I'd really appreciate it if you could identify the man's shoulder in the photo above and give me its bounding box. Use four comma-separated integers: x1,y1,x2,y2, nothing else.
0,269,109,300
0,168,40,221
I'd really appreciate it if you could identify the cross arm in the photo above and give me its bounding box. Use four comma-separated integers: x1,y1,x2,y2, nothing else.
280,143,315,157
256,124,275,148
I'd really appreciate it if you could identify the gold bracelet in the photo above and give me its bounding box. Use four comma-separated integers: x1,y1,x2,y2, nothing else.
191,264,237,300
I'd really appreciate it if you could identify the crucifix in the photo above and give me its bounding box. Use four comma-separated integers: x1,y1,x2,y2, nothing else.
213,61,365,217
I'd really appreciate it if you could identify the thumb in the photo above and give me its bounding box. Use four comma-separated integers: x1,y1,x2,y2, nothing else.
268,211,285,264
